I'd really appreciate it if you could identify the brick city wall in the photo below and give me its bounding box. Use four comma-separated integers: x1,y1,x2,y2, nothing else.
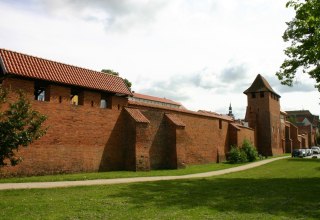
234,126,255,148
0,77,268,177
129,104,232,168
0,78,130,177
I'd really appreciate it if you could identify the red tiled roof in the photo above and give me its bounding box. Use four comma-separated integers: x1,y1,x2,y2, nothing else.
165,114,186,127
125,108,150,123
0,49,132,96
129,100,233,121
230,122,254,131
198,110,234,121
132,92,182,106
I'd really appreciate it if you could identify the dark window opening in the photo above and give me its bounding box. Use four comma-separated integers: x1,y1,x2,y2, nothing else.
70,88,84,105
118,104,120,110
59,96,62,103
91,101,94,107
100,93,109,109
34,81,49,101
251,93,256,98
219,119,222,129
260,92,264,98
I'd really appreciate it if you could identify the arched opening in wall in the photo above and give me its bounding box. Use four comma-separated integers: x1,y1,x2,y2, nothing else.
34,81,50,102
118,104,120,110
70,87,84,105
91,101,94,107
251,93,256,98
219,119,222,129
59,96,62,103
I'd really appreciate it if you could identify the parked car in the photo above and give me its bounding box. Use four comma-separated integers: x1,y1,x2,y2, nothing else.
292,149,301,157
311,146,320,154
305,149,312,156
301,149,307,157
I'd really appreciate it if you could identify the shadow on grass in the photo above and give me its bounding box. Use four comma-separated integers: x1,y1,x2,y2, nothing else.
110,177,320,218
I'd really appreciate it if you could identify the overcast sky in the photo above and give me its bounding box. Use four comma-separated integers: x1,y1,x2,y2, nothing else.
0,0,318,118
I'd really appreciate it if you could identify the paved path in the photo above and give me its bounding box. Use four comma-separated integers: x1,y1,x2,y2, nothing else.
0,156,289,190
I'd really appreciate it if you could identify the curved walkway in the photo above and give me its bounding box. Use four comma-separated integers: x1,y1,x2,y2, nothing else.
0,156,289,190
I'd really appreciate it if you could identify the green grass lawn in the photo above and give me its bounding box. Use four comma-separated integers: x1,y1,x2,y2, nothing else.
0,155,289,184
0,161,247,183
1,158,319,219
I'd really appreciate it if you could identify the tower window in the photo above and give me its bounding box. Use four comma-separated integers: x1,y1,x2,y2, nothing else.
100,93,110,109
34,81,50,102
70,88,84,105
219,119,222,129
251,93,256,98
260,92,264,98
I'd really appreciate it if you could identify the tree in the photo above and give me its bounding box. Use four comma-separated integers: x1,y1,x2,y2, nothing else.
276,0,320,91
101,69,132,90
0,86,47,166
101,69,119,76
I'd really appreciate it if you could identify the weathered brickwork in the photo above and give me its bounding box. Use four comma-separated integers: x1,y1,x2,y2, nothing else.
0,77,254,176
1,78,129,177
229,124,255,148
127,103,253,168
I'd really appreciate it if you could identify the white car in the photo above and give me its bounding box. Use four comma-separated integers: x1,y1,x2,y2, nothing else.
311,146,320,154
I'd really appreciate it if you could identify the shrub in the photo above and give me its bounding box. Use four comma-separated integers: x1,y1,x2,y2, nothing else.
241,139,258,162
227,146,247,164
227,139,258,164
239,149,248,163
227,146,241,164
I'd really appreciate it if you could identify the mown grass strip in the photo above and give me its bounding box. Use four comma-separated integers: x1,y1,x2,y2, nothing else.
0,158,319,219
0,155,290,184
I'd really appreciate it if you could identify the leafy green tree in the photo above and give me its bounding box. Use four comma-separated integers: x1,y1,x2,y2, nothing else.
277,0,320,91
0,86,47,166
101,69,132,90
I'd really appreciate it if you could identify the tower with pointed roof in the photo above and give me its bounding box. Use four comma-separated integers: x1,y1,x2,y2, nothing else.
244,74,283,156
228,103,234,118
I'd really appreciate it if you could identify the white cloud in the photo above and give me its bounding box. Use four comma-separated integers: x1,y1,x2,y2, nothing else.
0,0,318,119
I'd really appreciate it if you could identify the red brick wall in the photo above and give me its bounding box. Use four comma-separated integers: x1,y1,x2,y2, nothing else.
129,104,230,167
237,127,255,147
229,125,255,149
290,124,300,149
0,78,129,177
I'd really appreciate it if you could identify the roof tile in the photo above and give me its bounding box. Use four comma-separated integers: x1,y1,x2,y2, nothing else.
132,92,182,106
165,114,186,127
125,108,150,124
0,49,132,96
129,100,233,121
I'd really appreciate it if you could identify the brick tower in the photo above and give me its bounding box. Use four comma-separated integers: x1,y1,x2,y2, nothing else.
244,74,283,156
